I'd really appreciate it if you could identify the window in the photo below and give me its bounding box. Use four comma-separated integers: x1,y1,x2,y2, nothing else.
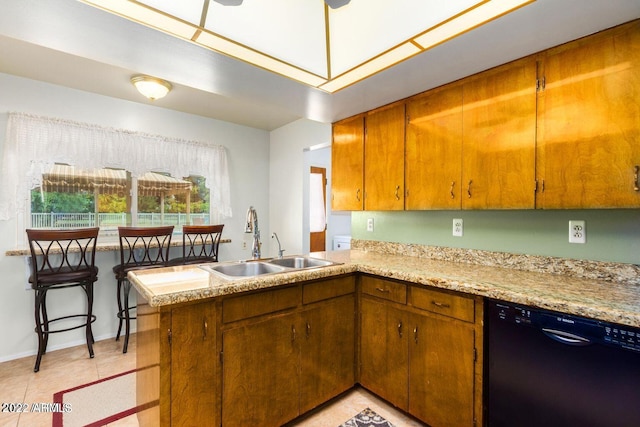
1,113,231,246
30,164,211,233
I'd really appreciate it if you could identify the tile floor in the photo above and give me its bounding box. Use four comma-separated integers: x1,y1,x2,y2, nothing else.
0,335,425,427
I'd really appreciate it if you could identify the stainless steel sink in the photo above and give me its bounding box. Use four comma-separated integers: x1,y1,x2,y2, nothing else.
200,261,286,280
200,256,340,281
266,256,335,269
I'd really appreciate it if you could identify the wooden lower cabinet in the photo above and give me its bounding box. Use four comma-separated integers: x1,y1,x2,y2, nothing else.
409,312,475,427
300,295,356,414
360,298,409,410
137,273,482,427
359,276,483,427
222,312,300,427
221,276,356,427
136,297,217,427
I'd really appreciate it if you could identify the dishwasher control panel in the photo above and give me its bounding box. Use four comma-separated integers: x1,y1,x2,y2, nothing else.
491,301,640,353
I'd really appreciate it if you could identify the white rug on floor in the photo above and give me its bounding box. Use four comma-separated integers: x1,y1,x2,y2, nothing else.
53,369,142,427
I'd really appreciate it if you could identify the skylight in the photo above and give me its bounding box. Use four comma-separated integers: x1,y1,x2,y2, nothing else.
79,0,534,93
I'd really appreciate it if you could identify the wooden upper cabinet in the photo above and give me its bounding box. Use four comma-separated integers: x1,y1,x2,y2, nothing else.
462,58,537,209
331,115,364,210
406,84,463,209
364,103,406,210
537,21,640,208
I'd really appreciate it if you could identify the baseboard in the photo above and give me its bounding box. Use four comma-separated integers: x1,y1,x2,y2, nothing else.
0,331,135,363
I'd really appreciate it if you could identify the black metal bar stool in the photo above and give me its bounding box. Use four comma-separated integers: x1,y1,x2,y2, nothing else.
168,224,224,266
26,228,100,372
113,226,173,353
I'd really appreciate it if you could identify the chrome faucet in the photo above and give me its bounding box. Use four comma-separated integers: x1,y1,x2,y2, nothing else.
245,206,261,259
272,232,285,258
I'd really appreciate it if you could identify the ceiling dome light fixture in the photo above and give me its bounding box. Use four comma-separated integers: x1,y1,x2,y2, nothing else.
325,0,350,9
130,75,172,100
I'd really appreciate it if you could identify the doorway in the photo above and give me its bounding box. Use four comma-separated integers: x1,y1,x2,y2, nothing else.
309,166,326,252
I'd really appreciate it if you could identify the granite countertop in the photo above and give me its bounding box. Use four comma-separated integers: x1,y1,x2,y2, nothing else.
128,245,640,328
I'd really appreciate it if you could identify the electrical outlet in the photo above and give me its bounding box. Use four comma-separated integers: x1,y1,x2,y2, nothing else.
569,220,586,244
453,218,463,237
242,241,247,250
367,218,374,232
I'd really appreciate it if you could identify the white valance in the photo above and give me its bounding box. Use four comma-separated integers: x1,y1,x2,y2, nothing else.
0,112,232,221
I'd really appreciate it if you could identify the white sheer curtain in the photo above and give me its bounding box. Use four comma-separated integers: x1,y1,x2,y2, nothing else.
0,112,232,221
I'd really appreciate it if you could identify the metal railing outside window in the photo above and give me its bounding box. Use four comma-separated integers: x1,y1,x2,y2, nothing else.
30,213,210,229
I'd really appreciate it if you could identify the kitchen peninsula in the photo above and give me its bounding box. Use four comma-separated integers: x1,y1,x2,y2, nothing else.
128,241,640,426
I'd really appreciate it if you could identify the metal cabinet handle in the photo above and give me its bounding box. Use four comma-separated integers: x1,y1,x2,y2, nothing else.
395,185,401,200
356,188,361,201
291,325,296,342
203,318,208,340
375,287,390,293
450,181,455,199
398,320,403,338
467,180,473,198
432,300,451,309
414,326,418,344
634,166,639,191
306,321,311,339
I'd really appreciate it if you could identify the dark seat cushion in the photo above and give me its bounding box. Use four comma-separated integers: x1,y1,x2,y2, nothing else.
29,266,99,288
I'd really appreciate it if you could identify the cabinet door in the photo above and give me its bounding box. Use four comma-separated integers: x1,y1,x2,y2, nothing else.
222,313,300,427
300,295,355,414
364,104,406,210
409,313,475,427
537,21,640,208
406,84,463,209
170,302,217,427
332,115,364,210
360,297,408,410
462,59,537,209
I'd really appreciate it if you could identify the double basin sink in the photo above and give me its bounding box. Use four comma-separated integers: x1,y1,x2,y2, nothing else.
199,256,340,280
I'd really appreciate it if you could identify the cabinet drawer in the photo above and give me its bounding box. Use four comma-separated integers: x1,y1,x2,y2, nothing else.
303,275,355,304
410,287,474,323
222,286,299,323
361,276,407,304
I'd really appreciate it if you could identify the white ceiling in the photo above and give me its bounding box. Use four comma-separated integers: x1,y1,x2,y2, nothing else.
1,0,639,131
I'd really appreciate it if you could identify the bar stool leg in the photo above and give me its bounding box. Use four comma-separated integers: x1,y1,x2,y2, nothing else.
85,283,95,358
115,279,124,342
122,280,131,354
33,288,47,373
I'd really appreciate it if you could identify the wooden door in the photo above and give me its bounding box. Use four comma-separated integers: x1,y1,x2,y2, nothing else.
309,166,326,252
331,115,364,210
359,297,408,410
171,302,217,427
537,21,640,208
300,295,355,414
462,58,537,209
222,313,300,427
406,84,463,209
364,103,406,210
409,313,475,427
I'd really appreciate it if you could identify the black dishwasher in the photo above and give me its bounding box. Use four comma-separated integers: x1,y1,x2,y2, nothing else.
487,300,640,427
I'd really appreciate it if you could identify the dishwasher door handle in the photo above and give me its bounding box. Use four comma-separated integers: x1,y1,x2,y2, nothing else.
541,328,592,346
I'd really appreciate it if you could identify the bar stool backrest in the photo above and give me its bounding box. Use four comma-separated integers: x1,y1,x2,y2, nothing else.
26,228,99,288
117,226,174,270
180,224,224,263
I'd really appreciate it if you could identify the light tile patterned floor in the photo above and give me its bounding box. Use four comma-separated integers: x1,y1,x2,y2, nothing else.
0,335,424,427
0,337,137,427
